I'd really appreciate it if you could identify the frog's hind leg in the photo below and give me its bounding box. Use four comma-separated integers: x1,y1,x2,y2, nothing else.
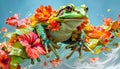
66,45,79,59
49,41,60,59
78,46,82,59
65,42,78,49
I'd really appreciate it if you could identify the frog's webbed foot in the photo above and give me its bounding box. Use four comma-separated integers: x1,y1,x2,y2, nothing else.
65,41,80,59
66,45,79,59
43,39,60,59
65,39,94,59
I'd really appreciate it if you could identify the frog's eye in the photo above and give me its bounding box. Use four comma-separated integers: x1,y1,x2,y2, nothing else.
65,5,73,12
86,7,88,12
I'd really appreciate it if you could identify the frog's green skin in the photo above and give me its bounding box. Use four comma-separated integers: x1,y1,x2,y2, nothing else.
36,4,93,59
48,4,88,42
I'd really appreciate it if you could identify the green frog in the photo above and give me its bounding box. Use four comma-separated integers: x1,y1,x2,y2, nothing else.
49,4,88,42
36,4,93,59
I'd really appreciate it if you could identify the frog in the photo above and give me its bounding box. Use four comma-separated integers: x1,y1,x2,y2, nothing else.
36,4,94,59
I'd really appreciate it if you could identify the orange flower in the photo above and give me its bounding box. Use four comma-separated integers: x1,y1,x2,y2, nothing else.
50,59,62,68
87,27,112,39
77,19,89,33
103,18,112,25
87,27,104,38
101,32,112,39
48,20,60,32
35,5,52,21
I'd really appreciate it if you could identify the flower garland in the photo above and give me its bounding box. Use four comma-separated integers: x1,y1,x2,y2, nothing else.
0,5,120,69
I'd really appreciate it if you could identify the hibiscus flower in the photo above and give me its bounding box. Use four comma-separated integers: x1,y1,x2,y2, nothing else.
34,5,52,21
0,50,10,69
18,31,46,59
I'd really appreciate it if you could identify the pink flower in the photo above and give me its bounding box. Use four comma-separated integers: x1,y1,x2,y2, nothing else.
1,27,8,32
6,14,30,28
18,31,46,59
17,18,30,29
6,14,18,27
0,50,10,69
89,57,100,63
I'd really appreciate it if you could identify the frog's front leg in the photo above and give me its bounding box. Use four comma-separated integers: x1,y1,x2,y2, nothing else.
36,24,60,59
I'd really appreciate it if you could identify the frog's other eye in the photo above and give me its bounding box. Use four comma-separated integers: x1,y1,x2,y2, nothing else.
86,7,88,12
65,5,73,12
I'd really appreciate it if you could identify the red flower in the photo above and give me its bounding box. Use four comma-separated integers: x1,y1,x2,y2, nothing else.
35,5,52,21
0,50,10,69
18,31,46,59
48,20,60,32
6,14,18,27
103,18,112,25
50,59,62,68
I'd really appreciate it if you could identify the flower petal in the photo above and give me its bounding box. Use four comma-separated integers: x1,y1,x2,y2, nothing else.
18,34,30,47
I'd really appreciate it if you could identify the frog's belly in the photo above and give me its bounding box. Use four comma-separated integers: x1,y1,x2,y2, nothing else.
48,22,80,42
49,30,72,42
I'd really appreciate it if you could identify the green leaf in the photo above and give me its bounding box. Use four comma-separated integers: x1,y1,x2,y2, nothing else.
10,56,24,66
15,26,34,35
84,39,99,52
9,42,28,58
10,65,19,69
